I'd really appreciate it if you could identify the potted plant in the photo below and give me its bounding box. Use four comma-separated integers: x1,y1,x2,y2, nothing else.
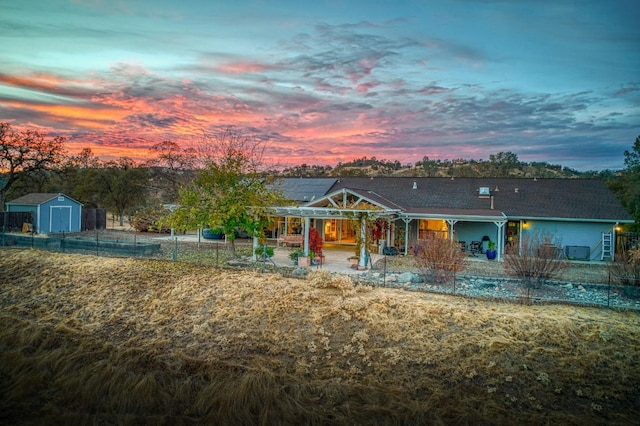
486,240,497,260
298,251,314,267
289,249,304,265
254,245,274,260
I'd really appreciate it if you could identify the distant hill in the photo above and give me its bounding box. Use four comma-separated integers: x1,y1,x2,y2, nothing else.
278,153,618,179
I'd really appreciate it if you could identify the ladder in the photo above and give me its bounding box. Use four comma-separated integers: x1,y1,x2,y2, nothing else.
601,232,613,260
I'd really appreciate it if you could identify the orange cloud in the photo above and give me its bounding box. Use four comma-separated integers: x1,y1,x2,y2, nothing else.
2,100,126,129
216,62,268,74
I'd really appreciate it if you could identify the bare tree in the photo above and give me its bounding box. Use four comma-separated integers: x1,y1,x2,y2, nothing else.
0,123,66,211
145,140,196,202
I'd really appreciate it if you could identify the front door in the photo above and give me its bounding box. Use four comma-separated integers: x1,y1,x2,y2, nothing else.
50,206,72,233
506,220,519,249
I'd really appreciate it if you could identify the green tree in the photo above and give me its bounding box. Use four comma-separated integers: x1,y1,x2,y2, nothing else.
167,128,285,257
624,135,640,171
489,151,521,177
0,122,66,211
611,135,640,231
55,148,102,207
94,158,148,226
417,156,439,176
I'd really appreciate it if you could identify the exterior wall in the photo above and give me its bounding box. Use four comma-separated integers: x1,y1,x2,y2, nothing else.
454,222,501,249
520,220,617,261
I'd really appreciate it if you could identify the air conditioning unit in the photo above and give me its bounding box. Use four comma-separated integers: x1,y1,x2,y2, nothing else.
565,246,590,260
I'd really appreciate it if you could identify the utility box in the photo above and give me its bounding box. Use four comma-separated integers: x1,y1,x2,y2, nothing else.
565,246,590,260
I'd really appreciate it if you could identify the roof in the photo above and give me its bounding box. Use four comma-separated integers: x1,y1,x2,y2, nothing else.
6,193,82,206
271,178,337,203
276,177,633,222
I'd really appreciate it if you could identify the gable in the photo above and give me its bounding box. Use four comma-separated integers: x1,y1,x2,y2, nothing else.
306,188,402,212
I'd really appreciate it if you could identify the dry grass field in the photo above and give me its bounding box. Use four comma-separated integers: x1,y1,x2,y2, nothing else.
1,248,639,425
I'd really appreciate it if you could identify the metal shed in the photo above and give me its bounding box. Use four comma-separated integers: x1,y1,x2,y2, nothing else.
5,193,83,233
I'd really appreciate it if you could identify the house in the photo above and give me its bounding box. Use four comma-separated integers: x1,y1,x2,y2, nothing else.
5,193,83,233
269,177,634,265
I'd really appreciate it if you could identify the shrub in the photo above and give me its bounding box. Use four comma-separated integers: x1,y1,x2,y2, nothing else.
309,227,323,257
503,233,568,289
608,247,640,286
414,235,467,284
254,245,274,259
132,205,170,232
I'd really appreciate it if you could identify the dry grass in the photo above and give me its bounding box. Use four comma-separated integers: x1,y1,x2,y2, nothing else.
1,248,639,425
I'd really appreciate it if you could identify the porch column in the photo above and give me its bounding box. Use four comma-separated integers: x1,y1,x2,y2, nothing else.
446,219,458,241
402,217,411,255
359,214,367,268
303,216,310,256
252,214,259,261
494,221,506,260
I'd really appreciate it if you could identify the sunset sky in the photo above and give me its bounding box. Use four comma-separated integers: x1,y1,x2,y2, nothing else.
1,0,638,171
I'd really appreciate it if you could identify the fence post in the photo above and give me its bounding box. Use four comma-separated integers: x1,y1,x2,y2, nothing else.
383,254,387,287
2,212,6,246
173,237,178,261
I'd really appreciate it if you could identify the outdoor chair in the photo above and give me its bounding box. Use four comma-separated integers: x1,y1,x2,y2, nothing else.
469,241,483,256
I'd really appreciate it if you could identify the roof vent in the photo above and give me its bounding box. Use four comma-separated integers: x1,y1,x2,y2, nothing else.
412,181,417,190
514,188,519,193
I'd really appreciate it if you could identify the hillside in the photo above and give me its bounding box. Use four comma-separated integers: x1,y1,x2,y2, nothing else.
1,249,639,424
278,154,613,179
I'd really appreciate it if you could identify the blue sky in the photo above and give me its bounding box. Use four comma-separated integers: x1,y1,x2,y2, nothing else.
1,0,638,170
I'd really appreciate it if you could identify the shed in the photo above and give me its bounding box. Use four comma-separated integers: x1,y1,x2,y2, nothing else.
5,193,83,233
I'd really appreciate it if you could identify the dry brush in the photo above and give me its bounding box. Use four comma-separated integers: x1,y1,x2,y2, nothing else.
1,249,639,425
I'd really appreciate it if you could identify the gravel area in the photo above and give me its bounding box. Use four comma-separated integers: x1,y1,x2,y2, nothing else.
361,256,640,310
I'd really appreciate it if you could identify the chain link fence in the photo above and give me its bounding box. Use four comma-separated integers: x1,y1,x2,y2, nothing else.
2,228,639,310
0,228,261,269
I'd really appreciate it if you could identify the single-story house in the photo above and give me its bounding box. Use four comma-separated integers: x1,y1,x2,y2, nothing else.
5,193,83,233
267,177,634,266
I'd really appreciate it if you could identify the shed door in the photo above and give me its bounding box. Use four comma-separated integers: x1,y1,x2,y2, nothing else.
50,206,72,233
